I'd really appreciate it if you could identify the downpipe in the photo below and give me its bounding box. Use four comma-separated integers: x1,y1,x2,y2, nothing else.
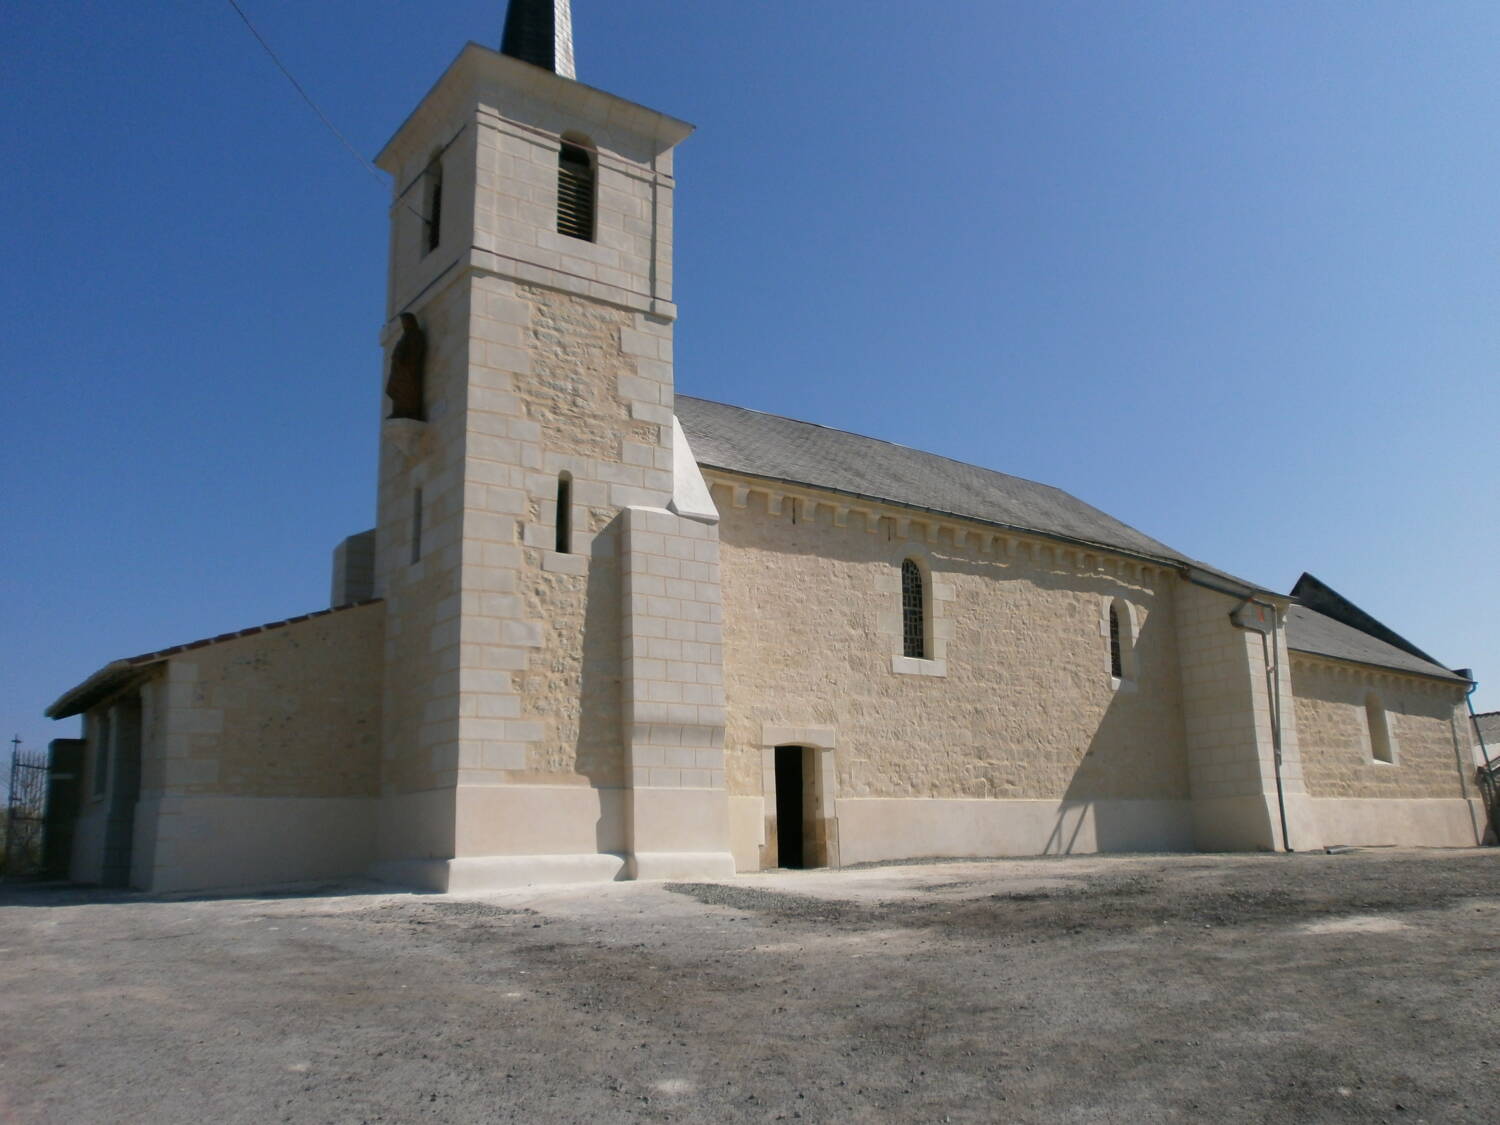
1463,680,1497,844
1254,606,1293,854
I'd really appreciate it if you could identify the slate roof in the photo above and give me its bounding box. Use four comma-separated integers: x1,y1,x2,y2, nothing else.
1290,573,1440,666
1283,604,1465,683
677,395,1204,569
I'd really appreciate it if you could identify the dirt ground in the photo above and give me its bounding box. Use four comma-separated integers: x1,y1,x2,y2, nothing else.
0,849,1496,1124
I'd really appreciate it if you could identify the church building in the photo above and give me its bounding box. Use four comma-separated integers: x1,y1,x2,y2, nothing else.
45,2,1491,893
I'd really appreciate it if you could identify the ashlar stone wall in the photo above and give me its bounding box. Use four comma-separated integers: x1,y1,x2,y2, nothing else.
144,604,384,800
375,278,474,799
1291,655,1469,800
713,483,1189,807
449,275,675,794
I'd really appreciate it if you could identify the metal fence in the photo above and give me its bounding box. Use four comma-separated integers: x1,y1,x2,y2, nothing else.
1478,761,1500,847
3,749,49,878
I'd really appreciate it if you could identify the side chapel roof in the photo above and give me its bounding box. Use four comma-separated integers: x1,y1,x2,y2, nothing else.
1282,604,1466,683
1281,573,1465,683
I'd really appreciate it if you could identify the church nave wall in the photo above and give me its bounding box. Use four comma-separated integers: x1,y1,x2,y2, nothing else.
1290,656,1471,802
713,485,1190,808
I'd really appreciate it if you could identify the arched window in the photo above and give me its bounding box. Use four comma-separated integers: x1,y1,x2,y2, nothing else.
1366,692,1394,763
423,159,443,254
1107,597,1136,684
555,473,572,554
557,139,596,241
901,558,926,660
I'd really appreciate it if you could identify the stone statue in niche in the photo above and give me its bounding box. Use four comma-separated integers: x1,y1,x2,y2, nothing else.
385,312,427,421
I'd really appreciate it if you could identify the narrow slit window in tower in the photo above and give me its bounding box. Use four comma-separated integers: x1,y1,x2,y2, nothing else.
902,559,926,660
1109,605,1123,679
555,473,572,554
410,488,424,564
557,141,596,241
424,161,443,254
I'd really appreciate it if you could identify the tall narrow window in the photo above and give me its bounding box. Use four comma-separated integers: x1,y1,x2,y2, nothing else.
1109,605,1123,679
901,559,926,660
1366,692,1394,763
557,141,596,241
555,473,572,554
410,487,424,564
424,161,443,254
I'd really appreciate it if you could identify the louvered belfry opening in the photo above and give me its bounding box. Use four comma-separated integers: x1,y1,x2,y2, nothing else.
902,559,926,660
557,141,596,241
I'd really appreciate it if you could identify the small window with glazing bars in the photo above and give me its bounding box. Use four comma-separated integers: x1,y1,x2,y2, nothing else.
902,559,926,660
557,141,596,241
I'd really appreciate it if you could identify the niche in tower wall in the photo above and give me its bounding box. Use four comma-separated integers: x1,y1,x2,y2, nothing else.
385,312,428,421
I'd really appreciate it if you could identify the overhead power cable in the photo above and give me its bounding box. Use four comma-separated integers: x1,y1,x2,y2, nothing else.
225,0,386,185
224,0,431,225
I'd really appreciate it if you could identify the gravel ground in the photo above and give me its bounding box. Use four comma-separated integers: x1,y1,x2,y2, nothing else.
1,848,1496,1124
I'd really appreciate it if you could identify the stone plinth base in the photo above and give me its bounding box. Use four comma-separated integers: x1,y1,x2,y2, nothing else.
833,797,1195,867
626,851,737,881
370,853,628,893
1292,796,1487,851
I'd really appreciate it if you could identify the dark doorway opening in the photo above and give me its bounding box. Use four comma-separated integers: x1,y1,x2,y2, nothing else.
775,745,806,869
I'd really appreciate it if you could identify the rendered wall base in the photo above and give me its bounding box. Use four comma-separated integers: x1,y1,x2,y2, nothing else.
453,785,625,856
67,805,108,885
377,788,457,867
369,784,732,891
629,786,729,849
137,795,376,894
728,795,765,871
368,859,451,892
369,852,738,892
1295,797,1486,850
1190,794,1281,852
834,798,1194,866
446,853,627,891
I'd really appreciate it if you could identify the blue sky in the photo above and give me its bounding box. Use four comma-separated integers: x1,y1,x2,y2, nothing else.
4,0,1497,766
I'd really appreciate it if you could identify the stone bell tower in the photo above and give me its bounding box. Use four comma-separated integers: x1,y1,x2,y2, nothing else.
366,0,732,891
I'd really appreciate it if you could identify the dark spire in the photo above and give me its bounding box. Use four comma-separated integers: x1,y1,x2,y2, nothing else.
501,0,575,78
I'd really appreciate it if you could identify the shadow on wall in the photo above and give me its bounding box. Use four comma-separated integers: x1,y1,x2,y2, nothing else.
576,512,628,864
1046,605,1192,855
